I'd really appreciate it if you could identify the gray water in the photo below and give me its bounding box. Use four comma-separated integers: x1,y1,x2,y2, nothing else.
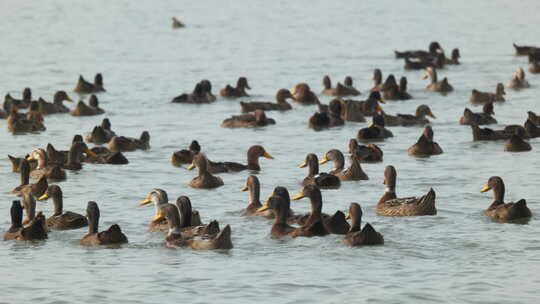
1,1,540,303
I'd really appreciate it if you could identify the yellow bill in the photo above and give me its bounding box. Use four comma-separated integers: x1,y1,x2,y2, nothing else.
256,204,270,213
241,185,249,192
263,152,274,159
138,197,153,206
292,191,305,200
85,149,98,158
345,214,351,220
319,156,329,165
299,161,307,168
480,185,492,193
37,192,50,201
187,162,196,170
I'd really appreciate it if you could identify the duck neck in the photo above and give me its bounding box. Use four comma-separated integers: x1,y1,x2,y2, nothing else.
247,154,261,171
20,163,30,186
274,205,289,226
309,194,323,220
308,160,319,177
10,204,23,229
52,192,63,216
431,71,438,84
178,203,192,228
88,209,99,234
23,193,36,222
248,185,261,208
349,157,362,175
492,183,505,204
349,214,361,233
67,146,82,165
333,154,345,171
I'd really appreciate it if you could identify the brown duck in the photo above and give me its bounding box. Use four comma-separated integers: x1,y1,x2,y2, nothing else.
70,95,104,116
377,165,437,216
3,88,33,112
470,83,505,104
188,154,224,189
291,83,319,105
383,105,436,126
37,185,88,230
506,68,530,89
300,153,341,189
171,80,216,104
86,118,116,144
4,201,47,241
74,74,105,94
7,108,46,133
459,102,497,125
26,149,67,181
309,99,344,130
343,203,384,246
108,131,150,152
172,17,185,28
357,114,393,142
408,126,443,156
220,77,251,97
504,128,532,152
423,67,453,93
480,176,531,223
222,110,275,128
348,139,383,163
240,89,294,112
171,140,200,167
242,175,272,218
80,201,127,246
319,149,368,181
37,91,73,114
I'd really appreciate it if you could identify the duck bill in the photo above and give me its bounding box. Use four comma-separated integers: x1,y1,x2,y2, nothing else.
241,185,249,192
138,197,153,206
66,96,74,102
480,185,492,193
291,87,297,95
187,162,196,170
319,156,329,165
292,191,305,200
368,122,375,128
85,149,98,158
256,204,270,213
345,214,351,220
152,214,165,223
26,155,36,161
428,112,437,119
299,161,307,168
263,152,274,159
37,192,50,201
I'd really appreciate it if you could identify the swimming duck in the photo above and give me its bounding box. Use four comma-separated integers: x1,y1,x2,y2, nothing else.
383,104,436,127
242,175,272,218
358,91,385,117
11,158,30,195
172,17,185,28
383,76,412,100
341,76,361,96
470,83,505,104
348,139,383,163
240,89,294,112
528,111,540,125
408,126,443,156
70,95,104,116
404,53,445,70
171,80,216,104
377,165,437,216
83,147,129,165
370,69,384,92
57,142,98,170
163,204,233,250
423,67,453,93
394,41,442,59
322,76,360,97
171,140,200,167
190,145,273,173
343,203,384,246
220,77,251,98
480,176,531,222
7,108,46,133
4,201,47,241
26,149,67,181
37,91,73,114
319,149,368,181
108,131,150,152
74,74,105,94
321,75,338,96
37,185,88,230
138,189,204,232
357,114,393,142
221,110,276,128
86,118,116,144
300,153,341,189
3,88,33,112
525,119,540,138
45,136,84,165
459,102,497,125
513,43,540,56
504,128,532,152
470,124,523,141
445,48,461,65
309,99,344,130
26,101,45,124
256,196,297,238
80,201,128,246
188,154,224,189
292,184,350,235
291,83,319,105
506,68,530,89
339,99,366,122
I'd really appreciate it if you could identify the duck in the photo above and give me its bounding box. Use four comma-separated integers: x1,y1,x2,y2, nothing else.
190,145,273,172
504,128,532,152
70,95,104,116
343,203,384,246
480,177,531,222
86,118,116,144
26,101,45,124
321,76,360,97
242,175,272,218
171,140,200,167
138,189,204,232
525,119,540,138
470,124,523,141
171,17,185,28
408,126,443,156
319,149,368,181
321,75,338,96
382,105,436,127
459,102,497,125
188,154,224,189
342,76,361,96
221,110,276,128
358,91,385,117
74,74,105,94
506,68,530,89
383,76,412,100
3,88,33,112
339,98,366,122
348,139,383,163
291,83,319,105
20,186,48,230
377,165,437,216
300,153,341,189
256,196,298,238
37,185,88,230
370,69,384,91
220,77,251,97
470,83,505,104
56,141,98,170
80,201,127,246
357,114,393,142
37,91,73,114
7,108,46,133
394,41,442,59
308,99,344,130
11,158,31,195
445,48,461,65
4,201,47,241
240,89,294,112
82,147,129,165
108,131,150,152
513,43,540,56
423,67,453,93
528,111,540,125
292,185,350,235
404,53,445,70
163,204,233,250
171,80,216,104
45,136,85,165
26,149,67,181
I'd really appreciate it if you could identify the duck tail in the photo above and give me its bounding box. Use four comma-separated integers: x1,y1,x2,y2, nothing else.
514,199,527,208
419,188,437,215
215,224,233,249
203,220,220,235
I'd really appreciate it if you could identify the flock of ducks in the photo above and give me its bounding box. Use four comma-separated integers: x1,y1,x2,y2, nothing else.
2,40,539,249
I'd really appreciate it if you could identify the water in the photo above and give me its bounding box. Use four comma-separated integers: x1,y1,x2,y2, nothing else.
1,0,540,303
